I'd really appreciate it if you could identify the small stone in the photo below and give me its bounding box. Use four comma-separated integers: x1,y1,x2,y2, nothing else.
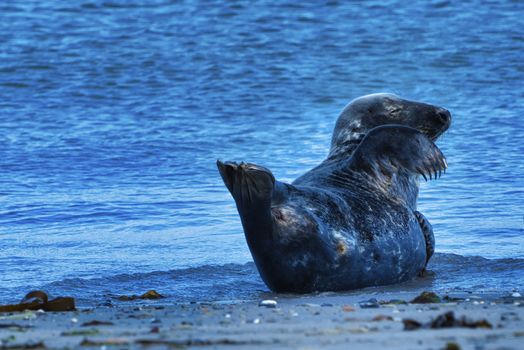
512,292,521,297
359,298,380,308
71,317,78,323
259,300,278,308
402,318,422,330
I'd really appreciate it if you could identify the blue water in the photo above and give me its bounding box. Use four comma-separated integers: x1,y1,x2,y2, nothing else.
1,0,523,305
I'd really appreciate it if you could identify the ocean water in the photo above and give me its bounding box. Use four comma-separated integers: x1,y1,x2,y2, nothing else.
0,0,523,305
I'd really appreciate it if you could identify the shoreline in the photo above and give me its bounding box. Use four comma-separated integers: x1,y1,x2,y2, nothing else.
1,290,523,349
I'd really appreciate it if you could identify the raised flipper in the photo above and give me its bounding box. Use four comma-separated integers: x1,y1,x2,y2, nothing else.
217,160,283,244
415,210,435,268
346,125,447,205
217,161,276,210
348,125,447,181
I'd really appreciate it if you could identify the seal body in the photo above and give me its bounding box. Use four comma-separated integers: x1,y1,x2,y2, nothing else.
218,94,451,293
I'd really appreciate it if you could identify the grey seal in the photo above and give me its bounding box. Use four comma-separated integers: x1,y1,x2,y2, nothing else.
218,93,451,293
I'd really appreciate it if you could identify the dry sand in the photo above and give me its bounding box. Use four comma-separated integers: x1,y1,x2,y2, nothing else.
1,291,523,350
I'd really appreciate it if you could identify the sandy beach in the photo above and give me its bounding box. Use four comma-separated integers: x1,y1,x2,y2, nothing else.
1,290,523,350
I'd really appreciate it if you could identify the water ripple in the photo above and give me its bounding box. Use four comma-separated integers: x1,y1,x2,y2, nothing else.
0,0,523,302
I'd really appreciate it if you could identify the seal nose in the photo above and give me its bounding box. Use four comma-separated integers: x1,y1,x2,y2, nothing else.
436,108,451,126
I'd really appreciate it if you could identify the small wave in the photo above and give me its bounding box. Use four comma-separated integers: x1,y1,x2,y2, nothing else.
1,253,522,306
32,262,266,306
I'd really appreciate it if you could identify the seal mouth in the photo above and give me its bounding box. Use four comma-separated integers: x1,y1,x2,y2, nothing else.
427,128,446,142
428,123,450,142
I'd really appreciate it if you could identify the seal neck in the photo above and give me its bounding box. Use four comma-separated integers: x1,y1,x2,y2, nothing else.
327,137,364,160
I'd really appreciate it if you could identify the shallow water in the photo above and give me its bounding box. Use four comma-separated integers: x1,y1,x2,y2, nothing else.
0,0,523,304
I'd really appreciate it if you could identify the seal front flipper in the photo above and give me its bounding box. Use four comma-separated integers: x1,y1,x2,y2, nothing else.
347,125,447,191
414,210,435,268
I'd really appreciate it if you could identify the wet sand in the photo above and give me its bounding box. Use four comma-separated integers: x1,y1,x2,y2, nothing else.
0,291,523,350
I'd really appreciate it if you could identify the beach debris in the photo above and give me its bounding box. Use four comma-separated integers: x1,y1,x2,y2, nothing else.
0,323,32,331
258,300,278,308
81,320,114,327
116,290,165,301
380,299,407,305
0,341,46,349
134,338,265,347
403,311,492,330
80,338,129,346
402,318,423,330
444,342,461,350
0,291,75,313
410,291,441,304
61,328,100,336
372,315,393,322
359,298,380,308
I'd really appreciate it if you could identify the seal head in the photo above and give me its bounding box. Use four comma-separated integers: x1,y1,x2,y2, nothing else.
329,93,451,159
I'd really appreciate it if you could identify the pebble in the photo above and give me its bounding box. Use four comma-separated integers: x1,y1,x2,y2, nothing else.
359,298,380,308
259,300,278,308
512,292,521,298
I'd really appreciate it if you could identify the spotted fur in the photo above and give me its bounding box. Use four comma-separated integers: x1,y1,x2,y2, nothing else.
217,94,451,293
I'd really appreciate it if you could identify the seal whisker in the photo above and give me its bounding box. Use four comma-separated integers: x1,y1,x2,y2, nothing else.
416,167,428,182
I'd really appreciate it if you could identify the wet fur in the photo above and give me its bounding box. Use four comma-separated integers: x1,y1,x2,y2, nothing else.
218,94,451,293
